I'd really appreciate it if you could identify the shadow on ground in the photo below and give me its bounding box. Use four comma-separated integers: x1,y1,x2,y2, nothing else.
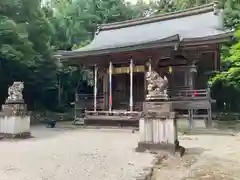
185,147,208,156
181,157,240,180
9,122,137,141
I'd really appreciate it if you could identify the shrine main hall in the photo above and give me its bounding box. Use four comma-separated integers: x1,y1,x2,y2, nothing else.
57,2,231,123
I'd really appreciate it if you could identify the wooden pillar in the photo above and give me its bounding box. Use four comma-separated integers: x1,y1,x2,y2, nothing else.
148,58,152,72
214,45,220,71
103,72,108,110
188,69,194,89
58,74,61,106
184,68,188,87
188,110,193,129
109,61,113,112
94,65,98,112
188,65,194,129
130,59,133,112
145,59,152,99
207,87,212,128
188,64,197,129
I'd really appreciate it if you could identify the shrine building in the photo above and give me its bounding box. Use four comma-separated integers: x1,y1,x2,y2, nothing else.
57,2,232,124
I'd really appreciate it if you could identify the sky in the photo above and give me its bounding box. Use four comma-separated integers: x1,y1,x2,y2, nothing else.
126,0,149,3
42,0,151,5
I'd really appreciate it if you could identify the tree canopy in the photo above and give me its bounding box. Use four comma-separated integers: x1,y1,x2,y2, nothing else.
0,0,58,109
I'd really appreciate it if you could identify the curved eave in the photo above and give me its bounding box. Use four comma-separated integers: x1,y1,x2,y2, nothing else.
57,32,233,68
181,31,233,47
59,35,180,62
58,32,232,63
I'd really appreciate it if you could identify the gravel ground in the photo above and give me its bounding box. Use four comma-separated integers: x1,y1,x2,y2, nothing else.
0,124,154,180
152,133,240,180
2,122,239,180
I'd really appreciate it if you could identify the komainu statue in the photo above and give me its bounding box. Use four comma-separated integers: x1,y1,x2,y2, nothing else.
7,82,24,102
145,70,168,100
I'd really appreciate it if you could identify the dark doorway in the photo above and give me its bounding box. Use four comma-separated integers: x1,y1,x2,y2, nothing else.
112,72,144,111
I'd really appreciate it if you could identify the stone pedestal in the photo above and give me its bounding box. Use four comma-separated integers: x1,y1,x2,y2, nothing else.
0,101,30,138
137,101,178,153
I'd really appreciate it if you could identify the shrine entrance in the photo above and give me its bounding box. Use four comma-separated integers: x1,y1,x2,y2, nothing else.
112,72,144,111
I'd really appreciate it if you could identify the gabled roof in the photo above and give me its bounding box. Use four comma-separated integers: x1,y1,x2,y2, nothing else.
59,2,232,60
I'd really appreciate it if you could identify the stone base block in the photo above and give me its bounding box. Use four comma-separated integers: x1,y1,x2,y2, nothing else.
0,132,31,139
136,142,176,154
0,116,30,139
2,103,27,116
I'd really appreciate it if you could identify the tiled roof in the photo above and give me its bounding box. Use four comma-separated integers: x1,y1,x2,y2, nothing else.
59,2,231,59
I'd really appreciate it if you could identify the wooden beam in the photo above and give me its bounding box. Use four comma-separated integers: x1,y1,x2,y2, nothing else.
106,65,145,74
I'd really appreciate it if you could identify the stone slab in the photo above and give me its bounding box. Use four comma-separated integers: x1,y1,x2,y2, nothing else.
0,132,31,139
0,116,30,136
136,142,176,154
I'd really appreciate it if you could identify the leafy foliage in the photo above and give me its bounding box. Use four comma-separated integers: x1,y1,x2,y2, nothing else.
0,0,58,109
207,0,240,112
210,29,240,111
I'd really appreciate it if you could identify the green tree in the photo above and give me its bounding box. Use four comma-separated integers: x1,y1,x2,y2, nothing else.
0,0,35,105
47,0,143,109
0,0,58,110
210,29,240,111
223,0,240,29
209,0,240,112
49,0,138,50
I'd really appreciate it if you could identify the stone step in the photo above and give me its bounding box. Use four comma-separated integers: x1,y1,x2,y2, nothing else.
182,128,236,136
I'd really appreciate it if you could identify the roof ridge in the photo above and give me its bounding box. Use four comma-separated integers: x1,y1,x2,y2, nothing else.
98,2,219,31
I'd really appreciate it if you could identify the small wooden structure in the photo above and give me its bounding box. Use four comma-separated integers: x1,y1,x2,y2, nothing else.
57,2,231,127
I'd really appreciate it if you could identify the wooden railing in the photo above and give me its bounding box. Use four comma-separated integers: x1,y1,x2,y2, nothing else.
76,88,212,112
85,110,142,121
75,93,104,110
76,93,144,111
114,101,143,111
167,88,211,101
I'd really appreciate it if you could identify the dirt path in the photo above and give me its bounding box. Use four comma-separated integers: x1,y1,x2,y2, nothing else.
152,134,240,180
